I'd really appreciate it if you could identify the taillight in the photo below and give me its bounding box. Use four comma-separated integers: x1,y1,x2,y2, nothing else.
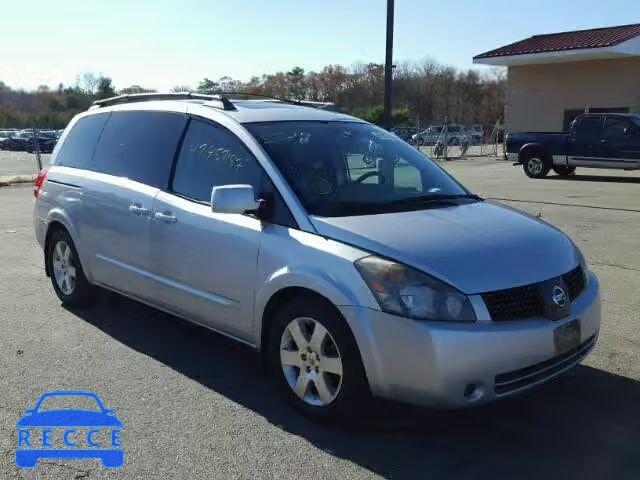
34,168,48,198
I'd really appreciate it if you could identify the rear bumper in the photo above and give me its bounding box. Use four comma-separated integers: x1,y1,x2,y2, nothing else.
33,210,46,250
339,272,600,408
506,152,519,163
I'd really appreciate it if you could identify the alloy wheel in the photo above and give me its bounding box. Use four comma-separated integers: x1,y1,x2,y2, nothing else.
527,157,543,176
280,316,343,406
52,240,76,295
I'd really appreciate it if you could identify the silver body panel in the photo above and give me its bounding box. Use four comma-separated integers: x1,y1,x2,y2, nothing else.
310,202,580,294
34,100,602,408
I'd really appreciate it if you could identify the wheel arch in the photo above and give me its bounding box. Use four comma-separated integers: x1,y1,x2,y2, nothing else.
257,285,366,376
42,211,91,281
519,143,551,164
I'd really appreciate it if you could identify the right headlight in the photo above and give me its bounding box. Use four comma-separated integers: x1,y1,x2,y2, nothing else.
354,256,476,322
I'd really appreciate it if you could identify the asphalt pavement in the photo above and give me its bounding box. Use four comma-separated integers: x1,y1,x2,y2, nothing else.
1,162,639,479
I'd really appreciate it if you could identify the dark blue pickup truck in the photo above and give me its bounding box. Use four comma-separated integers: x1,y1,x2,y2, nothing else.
506,113,640,178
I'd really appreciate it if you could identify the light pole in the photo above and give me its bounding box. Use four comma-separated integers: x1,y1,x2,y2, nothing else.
382,0,394,130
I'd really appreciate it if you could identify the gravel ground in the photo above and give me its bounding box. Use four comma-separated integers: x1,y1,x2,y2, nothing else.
1,162,639,479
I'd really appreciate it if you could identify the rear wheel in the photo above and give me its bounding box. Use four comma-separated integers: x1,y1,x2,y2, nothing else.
523,152,550,178
268,295,369,422
553,165,576,176
46,229,97,306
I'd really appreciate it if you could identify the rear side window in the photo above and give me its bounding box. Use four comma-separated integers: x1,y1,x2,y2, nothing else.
93,111,187,188
576,116,603,141
56,113,109,169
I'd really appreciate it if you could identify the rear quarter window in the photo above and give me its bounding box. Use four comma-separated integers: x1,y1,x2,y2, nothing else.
92,111,187,188
56,113,110,169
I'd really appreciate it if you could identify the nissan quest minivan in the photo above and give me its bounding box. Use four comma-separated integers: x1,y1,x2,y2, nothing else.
33,93,600,420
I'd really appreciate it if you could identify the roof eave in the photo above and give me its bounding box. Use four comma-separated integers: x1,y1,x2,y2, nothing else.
473,35,640,66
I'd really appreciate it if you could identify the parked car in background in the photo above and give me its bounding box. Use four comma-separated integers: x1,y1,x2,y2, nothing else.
466,125,484,144
5,131,31,151
391,127,418,143
26,131,58,154
411,125,469,146
0,130,12,150
507,113,640,178
33,93,600,421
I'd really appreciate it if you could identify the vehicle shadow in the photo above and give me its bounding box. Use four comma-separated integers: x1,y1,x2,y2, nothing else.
543,174,640,184
66,292,640,479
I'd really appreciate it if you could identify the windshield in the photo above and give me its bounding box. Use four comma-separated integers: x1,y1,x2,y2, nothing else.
246,121,472,217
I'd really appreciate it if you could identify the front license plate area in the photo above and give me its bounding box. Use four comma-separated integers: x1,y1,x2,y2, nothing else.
554,319,581,355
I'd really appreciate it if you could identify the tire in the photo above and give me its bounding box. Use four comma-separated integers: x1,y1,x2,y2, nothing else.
46,228,97,307
267,295,369,422
553,165,576,176
523,152,550,178
449,137,460,146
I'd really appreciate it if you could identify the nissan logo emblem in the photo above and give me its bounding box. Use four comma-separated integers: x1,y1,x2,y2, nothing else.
552,285,567,307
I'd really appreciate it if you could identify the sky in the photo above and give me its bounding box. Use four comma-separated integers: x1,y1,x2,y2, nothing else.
1,0,639,91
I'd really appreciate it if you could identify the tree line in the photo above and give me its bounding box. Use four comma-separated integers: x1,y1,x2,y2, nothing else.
0,61,505,129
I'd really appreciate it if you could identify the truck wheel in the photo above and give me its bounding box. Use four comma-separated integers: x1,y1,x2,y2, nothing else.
553,166,576,176
523,153,550,178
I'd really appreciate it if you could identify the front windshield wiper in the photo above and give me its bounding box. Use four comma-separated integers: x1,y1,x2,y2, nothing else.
386,193,483,206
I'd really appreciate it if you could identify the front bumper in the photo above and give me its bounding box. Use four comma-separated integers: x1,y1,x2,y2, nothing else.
338,272,600,408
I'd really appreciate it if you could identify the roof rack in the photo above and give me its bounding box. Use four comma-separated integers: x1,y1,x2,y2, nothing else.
218,92,336,110
91,92,236,111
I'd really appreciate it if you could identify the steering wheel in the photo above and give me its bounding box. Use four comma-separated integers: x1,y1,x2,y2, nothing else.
354,171,385,184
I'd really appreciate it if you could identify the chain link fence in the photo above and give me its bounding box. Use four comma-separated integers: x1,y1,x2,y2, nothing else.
398,122,506,161
0,128,55,181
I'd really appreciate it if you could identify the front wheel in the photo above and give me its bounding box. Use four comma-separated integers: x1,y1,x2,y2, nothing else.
553,165,576,176
268,296,369,422
523,154,550,178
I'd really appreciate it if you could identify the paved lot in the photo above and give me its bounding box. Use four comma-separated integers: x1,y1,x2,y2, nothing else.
0,151,48,178
1,162,639,479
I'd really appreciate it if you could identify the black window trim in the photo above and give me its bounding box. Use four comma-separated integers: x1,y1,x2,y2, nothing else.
63,109,188,188
56,111,111,169
165,114,298,229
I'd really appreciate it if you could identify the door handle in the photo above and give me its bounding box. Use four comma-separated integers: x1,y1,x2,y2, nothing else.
129,204,151,216
154,211,177,224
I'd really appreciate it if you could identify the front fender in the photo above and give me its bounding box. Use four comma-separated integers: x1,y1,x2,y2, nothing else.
253,265,378,348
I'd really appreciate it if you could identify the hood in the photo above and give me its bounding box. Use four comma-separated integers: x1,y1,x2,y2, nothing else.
16,410,123,427
311,201,579,294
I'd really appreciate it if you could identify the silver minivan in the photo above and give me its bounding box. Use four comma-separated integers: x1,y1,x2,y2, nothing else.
34,93,600,420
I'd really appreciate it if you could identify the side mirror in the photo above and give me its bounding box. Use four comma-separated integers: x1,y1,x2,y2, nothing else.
211,185,260,214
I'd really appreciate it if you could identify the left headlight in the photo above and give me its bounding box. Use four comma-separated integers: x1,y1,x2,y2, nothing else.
576,246,590,288
354,256,476,322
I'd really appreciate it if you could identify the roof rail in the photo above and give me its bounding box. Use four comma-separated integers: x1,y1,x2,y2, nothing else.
216,92,337,110
91,92,236,111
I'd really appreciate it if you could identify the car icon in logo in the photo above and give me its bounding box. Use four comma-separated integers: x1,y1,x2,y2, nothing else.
551,285,567,308
15,391,123,468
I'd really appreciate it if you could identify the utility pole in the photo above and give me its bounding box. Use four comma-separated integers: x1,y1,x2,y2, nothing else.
382,0,394,130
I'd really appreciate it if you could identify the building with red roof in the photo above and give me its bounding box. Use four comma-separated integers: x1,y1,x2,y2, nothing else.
474,24,640,132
